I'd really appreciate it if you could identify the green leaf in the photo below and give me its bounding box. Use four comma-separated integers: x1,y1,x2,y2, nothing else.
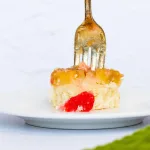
83,125,150,150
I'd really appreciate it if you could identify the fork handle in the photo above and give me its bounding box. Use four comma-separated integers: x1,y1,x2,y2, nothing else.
85,0,92,19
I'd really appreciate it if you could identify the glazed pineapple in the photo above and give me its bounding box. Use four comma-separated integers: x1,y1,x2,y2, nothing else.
50,62,123,112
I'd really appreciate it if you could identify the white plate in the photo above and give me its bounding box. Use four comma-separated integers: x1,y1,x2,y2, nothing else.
0,86,149,129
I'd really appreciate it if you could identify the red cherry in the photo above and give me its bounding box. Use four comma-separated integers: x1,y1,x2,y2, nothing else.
63,97,78,112
79,91,94,112
63,91,94,112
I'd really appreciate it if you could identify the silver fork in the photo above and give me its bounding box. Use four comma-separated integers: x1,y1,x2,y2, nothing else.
74,0,106,70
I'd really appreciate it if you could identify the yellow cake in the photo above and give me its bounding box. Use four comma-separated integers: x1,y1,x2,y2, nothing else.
50,62,123,112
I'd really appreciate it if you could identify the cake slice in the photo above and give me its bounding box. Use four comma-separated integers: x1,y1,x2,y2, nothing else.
50,62,123,112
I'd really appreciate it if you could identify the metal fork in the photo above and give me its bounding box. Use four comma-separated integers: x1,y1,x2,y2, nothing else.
74,0,106,70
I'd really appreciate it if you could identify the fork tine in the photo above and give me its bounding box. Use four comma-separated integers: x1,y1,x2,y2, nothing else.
96,51,100,68
74,51,81,66
82,47,89,66
98,49,105,68
91,48,97,70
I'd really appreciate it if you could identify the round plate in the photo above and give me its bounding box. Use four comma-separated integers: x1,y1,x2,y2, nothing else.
0,86,149,129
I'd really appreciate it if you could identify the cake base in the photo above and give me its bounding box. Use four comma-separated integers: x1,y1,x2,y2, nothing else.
50,82,120,111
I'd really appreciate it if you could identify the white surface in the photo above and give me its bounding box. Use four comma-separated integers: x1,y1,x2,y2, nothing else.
0,0,150,149
0,114,149,150
0,86,150,129
0,0,150,91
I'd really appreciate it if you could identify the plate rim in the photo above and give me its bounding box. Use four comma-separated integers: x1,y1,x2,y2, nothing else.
0,109,149,120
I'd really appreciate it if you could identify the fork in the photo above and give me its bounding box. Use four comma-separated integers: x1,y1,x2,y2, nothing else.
74,0,106,70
